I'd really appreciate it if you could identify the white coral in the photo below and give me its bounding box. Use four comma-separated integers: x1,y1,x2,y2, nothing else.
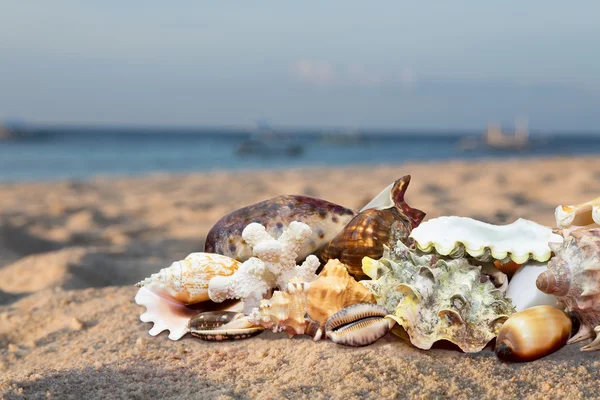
208,221,320,314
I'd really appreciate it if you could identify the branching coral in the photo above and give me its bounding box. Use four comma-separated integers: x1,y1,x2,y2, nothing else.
208,221,320,313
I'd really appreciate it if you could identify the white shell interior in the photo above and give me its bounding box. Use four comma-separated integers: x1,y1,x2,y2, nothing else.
360,182,394,212
135,287,199,340
410,216,563,264
505,262,558,312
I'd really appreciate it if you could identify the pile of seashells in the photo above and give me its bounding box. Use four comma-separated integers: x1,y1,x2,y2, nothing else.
135,176,600,362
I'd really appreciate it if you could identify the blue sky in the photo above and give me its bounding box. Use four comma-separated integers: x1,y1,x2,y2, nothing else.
0,1,599,130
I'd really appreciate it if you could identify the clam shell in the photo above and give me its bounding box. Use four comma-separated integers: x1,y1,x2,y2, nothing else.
204,195,355,262
320,176,425,278
325,303,391,347
136,253,240,305
188,311,264,341
495,306,571,362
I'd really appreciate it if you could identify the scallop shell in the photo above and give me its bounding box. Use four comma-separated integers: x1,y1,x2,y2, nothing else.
136,252,240,304
320,176,426,278
495,306,572,362
204,195,355,262
325,303,392,347
188,311,264,341
361,241,515,352
410,217,562,264
536,228,600,351
555,196,600,229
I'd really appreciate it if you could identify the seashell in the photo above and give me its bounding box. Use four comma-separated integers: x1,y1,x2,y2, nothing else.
249,284,310,337
555,196,600,229
247,259,375,338
320,176,426,278
135,287,243,340
325,303,392,347
495,306,572,362
204,195,355,262
188,311,264,341
307,259,376,324
410,216,563,264
536,228,600,351
505,262,557,312
493,260,522,278
361,242,515,352
136,253,240,305
208,221,321,314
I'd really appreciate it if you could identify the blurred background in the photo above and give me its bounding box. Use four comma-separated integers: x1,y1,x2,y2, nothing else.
0,1,599,181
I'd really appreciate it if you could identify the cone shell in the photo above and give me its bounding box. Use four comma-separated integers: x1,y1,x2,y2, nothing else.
361,242,515,352
536,228,600,350
204,195,355,262
307,259,376,324
495,306,572,362
320,176,425,278
136,253,240,305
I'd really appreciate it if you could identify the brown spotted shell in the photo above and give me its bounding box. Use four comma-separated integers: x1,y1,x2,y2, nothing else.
320,176,425,278
204,195,355,262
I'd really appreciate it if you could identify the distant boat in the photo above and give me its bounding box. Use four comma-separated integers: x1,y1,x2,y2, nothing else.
458,119,530,152
235,122,304,158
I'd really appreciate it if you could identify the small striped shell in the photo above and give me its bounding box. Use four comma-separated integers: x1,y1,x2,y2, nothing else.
136,253,240,305
188,311,264,341
325,303,392,347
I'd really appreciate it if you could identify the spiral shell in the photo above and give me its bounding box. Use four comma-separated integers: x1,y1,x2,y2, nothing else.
136,253,240,304
495,306,572,362
320,176,425,278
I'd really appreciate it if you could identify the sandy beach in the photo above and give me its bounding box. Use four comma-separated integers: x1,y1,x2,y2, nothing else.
1,156,600,399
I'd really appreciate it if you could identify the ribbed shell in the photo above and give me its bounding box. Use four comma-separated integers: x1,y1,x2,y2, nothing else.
204,195,355,262
361,242,515,352
320,176,425,278
136,253,240,304
536,229,600,335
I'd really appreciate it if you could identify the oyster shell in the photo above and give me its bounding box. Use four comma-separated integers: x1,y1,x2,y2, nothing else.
325,303,392,347
555,196,600,229
410,216,562,264
188,311,264,341
320,176,426,278
361,242,515,352
136,252,240,305
495,306,572,362
536,228,600,351
204,195,355,262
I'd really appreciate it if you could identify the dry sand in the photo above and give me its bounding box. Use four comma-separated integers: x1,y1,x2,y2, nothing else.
1,156,600,399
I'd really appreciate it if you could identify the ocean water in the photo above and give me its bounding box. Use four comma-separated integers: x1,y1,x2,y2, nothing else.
1,128,599,182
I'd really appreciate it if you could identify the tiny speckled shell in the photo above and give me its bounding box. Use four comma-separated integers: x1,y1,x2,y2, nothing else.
320,176,425,278
188,311,264,341
204,195,355,262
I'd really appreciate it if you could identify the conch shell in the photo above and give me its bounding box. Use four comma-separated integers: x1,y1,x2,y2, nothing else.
495,306,572,362
248,259,376,338
204,195,355,262
361,242,515,352
320,176,425,278
555,196,600,230
136,252,240,304
410,216,561,264
536,228,600,351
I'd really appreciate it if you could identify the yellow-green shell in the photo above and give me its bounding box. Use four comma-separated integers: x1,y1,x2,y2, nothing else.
360,242,515,352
